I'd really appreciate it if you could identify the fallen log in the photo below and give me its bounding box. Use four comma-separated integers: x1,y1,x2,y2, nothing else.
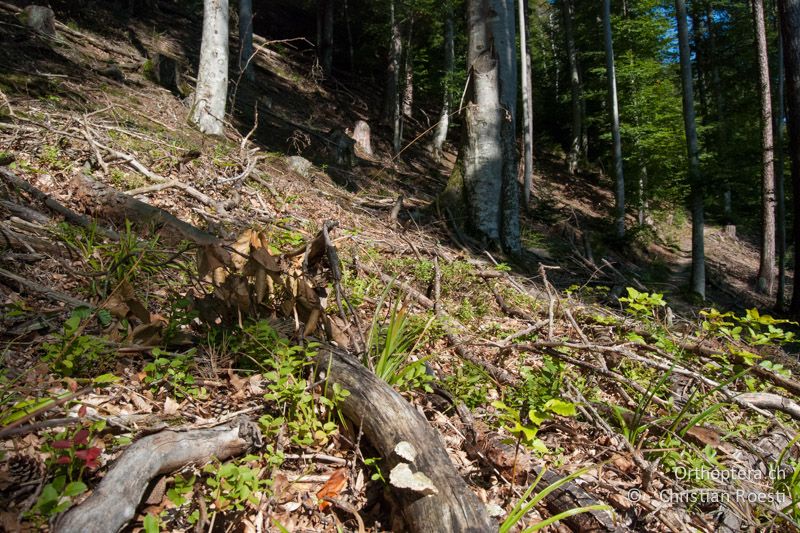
55,418,261,533
314,346,495,532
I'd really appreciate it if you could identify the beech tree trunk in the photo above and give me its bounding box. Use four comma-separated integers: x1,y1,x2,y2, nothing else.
384,0,403,153
754,0,776,295
561,0,583,175
238,0,254,81
675,0,705,299
190,0,229,136
430,5,454,160
603,0,625,239
402,15,414,118
448,0,519,254
779,0,800,314
519,0,534,204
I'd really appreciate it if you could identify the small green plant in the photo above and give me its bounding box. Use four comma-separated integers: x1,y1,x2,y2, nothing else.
42,308,113,377
365,284,435,392
202,458,271,512
363,457,386,483
442,361,492,409
238,321,346,446
27,475,88,520
166,473,196,507
701,308,797,346
142,348,206,399
499,464,611,532
619,287,666,321
492,397,576,454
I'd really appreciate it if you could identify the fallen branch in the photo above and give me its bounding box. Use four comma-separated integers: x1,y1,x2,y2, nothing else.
55,418,261,533
314,346,494,532
0,167,119,240
0,267,93,309
736,392,800,421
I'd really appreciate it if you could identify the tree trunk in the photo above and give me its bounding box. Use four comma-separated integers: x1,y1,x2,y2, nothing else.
384,0,403,153
450,0,519,254
320,0,334,79
402,15,414,118
519,0,534,205
776,23,787,309
561,0,583,175
675,0,705,299
604,0,625,239
779,0,800,314
238,0,254,82
190,0,229,136
707,3,732,225
430,5,454,160
754,0,776,295
343,0,354,71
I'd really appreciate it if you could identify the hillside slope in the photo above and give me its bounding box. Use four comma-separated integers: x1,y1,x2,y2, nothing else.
1,2,800,532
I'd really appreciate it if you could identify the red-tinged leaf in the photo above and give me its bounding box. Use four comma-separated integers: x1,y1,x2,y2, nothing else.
73,429,89,445
84,459,100,470
75,447,101,462
316,468,348,511
67,379,78,393
56,455,71,464
52,439,73,449
78,405,87,418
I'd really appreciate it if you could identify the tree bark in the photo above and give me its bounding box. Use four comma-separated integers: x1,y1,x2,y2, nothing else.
779,0,800,314
238,0,254,82
561,0,583,175
603,0,625,239
675,0,706,299
384,0,403,155
55,419,260,533
519,0,534,205
191,0,229,136
776,23,787,309
754,0,776,295
319,0,334,79
431,5,455,160
402,15,414,118
314,347,494,532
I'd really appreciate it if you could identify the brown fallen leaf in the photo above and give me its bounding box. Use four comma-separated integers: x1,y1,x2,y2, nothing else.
316,468,348,510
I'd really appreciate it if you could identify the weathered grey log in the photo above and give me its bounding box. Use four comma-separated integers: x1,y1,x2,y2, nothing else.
55,418,260,533
314,346,494,532
74,173,220,245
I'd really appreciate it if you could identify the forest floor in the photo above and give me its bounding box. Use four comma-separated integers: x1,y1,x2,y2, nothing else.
1,1,800,533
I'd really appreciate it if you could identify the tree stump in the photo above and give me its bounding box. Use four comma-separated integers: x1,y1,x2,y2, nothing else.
352,120,372,156
22,6,55,37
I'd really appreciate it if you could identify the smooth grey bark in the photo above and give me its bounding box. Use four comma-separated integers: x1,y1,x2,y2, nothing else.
402,15,414,118
753,0,776,295
384,0,403,153
561,0,583,175
191,0,229,136
320,0,334,78
519,0,534,204
454,0,520,254
603,0,625,238
779,0,800,314
431,5,455,159
776,24,787,309
238,0,254,82
675,0,705,299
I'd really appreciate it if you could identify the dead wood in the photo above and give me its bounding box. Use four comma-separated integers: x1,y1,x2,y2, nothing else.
55,418,261,533
736,392,800,421
0,167,119,240
73,173,220,246
314,346,494,532
0,266,93,309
